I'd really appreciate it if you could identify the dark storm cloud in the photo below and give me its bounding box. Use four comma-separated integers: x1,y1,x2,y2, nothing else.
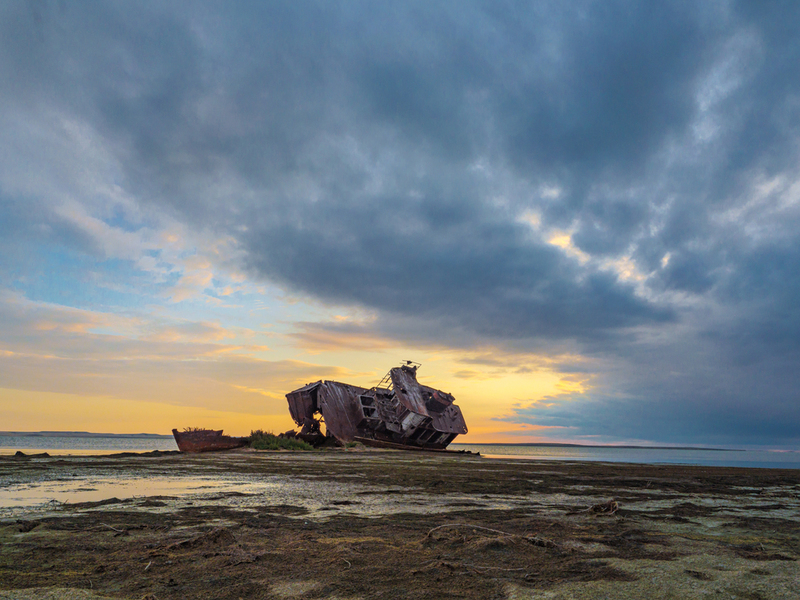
510,325,800,446
3,0,800,445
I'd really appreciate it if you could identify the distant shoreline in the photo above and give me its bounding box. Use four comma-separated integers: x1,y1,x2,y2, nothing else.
451,442,741,452
0,432,739,451
0,431,173,439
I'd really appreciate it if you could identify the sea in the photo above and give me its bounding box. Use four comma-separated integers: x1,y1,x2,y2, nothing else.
0,434,179,456
449,443,800,469
0,434,798,469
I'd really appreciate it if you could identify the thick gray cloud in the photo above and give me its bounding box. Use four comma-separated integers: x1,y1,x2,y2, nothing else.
2,0,800,445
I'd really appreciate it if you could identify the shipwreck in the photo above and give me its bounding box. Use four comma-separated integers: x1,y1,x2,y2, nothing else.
171,428,248,453
285,362,467,450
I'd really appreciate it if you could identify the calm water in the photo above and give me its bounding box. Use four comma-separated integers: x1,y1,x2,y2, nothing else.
0,435,178,455
449,443,800,469
1,436,798,469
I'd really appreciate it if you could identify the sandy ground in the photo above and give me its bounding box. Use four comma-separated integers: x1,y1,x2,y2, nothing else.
0,448,798,599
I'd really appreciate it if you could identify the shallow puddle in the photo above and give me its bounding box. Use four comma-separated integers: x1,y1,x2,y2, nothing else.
0,476,244,509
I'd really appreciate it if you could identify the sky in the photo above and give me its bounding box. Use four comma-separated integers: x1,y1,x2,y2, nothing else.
1,1,799,448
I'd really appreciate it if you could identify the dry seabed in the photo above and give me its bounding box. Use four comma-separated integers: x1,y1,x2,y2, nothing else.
1,449,798,599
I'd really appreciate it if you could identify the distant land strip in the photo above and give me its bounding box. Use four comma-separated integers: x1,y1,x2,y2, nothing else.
451,442,741,452
0,432,739,450
0,431,173,439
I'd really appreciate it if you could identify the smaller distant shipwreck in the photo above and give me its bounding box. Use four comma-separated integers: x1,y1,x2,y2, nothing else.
285,362,468,450
171,428,248,453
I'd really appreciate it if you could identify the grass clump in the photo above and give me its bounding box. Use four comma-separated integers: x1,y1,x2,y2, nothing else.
248,430,314,451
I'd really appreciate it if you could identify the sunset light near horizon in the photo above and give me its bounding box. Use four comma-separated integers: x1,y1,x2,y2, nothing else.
2,2,800,449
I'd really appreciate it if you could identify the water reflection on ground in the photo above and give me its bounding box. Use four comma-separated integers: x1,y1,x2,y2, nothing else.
0,476,241,508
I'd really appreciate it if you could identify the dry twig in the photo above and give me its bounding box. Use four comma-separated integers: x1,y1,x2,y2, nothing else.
574,499,620,515
590,499,619,514
461,563,526,572
424,523,557,548
425,523,513,539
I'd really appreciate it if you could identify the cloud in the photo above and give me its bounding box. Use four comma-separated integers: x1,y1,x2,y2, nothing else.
2,1,800,445
452,370,490,381
288,319,393,353
0,290,342,413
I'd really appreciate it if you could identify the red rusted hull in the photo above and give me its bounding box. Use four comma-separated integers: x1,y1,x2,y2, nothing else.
172,429,248,453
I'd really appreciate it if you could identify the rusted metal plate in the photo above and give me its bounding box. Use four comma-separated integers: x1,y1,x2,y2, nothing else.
286,381,321,423
419,384,454,412
391,368,465,434
431,404,468,434
352,436,471,453
291,381,323,393
390,366,430,416
316,381,368,442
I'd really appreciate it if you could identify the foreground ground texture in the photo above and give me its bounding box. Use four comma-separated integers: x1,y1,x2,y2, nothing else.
0,449,798,599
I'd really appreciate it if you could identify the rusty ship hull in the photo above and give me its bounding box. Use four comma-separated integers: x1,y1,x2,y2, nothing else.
171,429,248,453
285,364,467,450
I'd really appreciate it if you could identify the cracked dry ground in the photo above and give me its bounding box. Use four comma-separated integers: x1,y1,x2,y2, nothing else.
1,451,798,599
